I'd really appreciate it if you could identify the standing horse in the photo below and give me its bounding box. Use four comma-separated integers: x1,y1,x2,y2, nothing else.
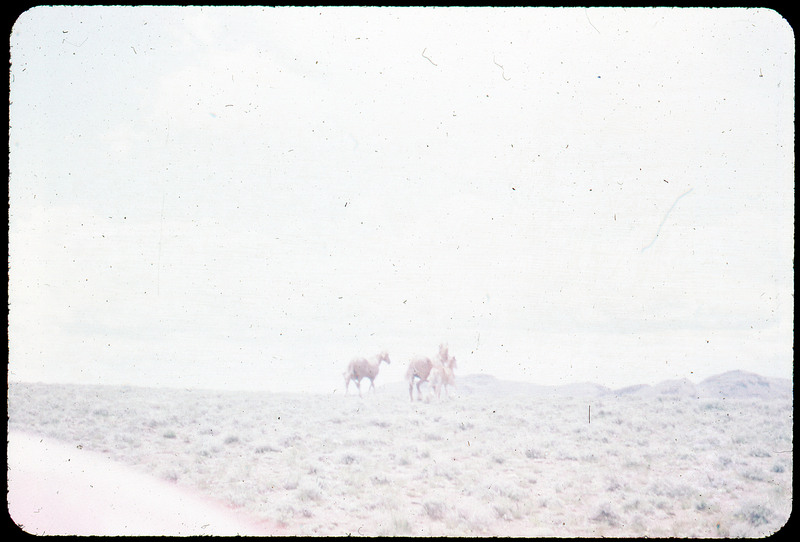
344,351,391,396
406,344,450,401
431,350,457,399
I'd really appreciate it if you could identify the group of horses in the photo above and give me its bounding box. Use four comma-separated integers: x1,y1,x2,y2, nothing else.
343,344,457,401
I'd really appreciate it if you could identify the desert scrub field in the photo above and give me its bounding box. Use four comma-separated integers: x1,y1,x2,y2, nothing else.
7,381,792,537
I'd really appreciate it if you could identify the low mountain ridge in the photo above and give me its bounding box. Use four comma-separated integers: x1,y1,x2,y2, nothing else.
446,370,791,400
697,370,792,399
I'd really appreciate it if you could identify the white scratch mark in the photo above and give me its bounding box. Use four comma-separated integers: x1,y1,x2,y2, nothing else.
585,9,601,34
421,48,437,66
641,188,694,252
493,56,511,81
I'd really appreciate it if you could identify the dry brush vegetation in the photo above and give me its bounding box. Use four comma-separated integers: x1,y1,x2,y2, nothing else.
7,379,792,537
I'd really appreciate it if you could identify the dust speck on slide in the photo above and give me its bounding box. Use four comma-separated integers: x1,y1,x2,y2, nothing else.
7,431,279,536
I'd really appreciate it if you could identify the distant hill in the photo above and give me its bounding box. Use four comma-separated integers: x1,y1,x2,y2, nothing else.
431,370,792,401
697,370,792,400
611,378,699,399
456,374,550,397
450,374,619,399
612,383,652,396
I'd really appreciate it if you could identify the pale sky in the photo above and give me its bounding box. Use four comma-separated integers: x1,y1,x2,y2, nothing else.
8,7,795,393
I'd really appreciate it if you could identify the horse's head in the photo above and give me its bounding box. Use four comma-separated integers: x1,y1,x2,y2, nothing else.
448,355,457,369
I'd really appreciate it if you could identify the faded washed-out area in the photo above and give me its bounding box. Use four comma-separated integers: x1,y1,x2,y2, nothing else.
8,372,792,537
